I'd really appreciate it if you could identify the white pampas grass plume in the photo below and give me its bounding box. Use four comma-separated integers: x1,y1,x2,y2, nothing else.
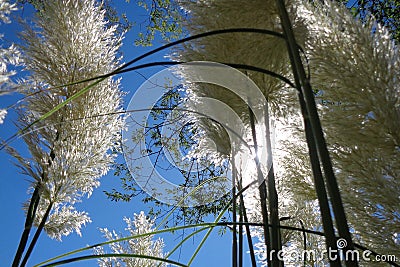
12,0,124,240
174,0,399,262
302,0,400,256
94,211,166,267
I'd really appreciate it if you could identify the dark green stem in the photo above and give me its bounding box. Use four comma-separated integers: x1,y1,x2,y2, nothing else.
238,204,243,267
274,0,358,266
20,201,53,267
284,18,341,266
263,101,283,267
232,160,238,267
239,188,257,267
299,220,307,267
248,105,272,267
12,185,41,267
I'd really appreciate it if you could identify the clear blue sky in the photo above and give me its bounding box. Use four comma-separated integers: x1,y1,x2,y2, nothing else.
0,1,244,266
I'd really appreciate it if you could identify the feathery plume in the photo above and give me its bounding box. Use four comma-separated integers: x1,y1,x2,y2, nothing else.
0,0,16,23
173,0,399,263
0,0,19,99
13,0,124,240
172,1,313,264
95,211,166,267
302,0,400,257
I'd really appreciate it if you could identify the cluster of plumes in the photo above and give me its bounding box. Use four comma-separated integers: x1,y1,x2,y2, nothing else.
0,0,19,123
94,211,166,267
302,0,400,256
9,0,124,240
171,0,319,264
173,0,399,264
171,0,307,215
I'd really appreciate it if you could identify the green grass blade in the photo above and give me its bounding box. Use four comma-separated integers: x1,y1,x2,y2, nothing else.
33,223,218,267
186,180,256,266
186,204,230,266
156,226,212,267
39,253,187,267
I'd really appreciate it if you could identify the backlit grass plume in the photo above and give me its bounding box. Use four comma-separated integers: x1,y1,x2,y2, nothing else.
95,211,166,267
0,0,19,123
172,0,316,264
10,0,124,265
174,0,399,264
303,0,400,257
